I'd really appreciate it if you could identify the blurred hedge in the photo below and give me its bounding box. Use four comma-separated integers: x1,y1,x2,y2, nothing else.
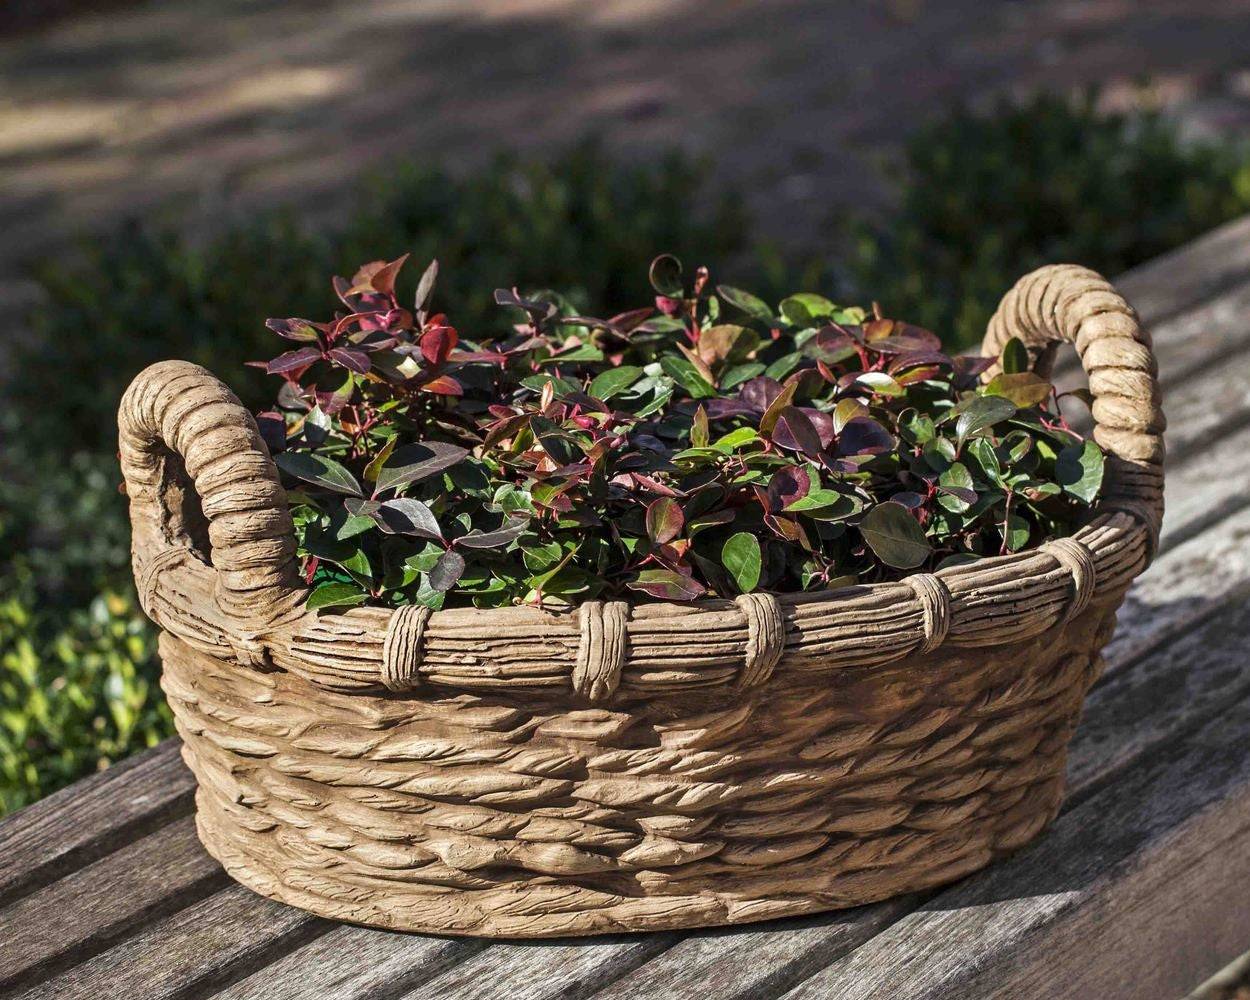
4,99,1250,814
849,93,1250,345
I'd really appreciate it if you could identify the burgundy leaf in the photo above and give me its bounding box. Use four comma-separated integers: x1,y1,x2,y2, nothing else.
646,496,685,544
266,347,321,374
766,466,812,511
626,568,706,602
455,518,529,549
372,498,442,539
770,406,824,456
837,417,896,456
739,377,783,414
429,548,466,592
327,347,370,374
255,411,287,453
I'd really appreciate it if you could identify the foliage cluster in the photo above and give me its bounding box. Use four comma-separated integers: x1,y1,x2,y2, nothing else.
263,254,1103,612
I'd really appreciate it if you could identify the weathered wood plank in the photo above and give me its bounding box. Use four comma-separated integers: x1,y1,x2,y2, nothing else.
783,601,1250,1000
400,935,682,1000
0,817,223,995
0,741,192,907
217,929,484,1000
10,885,329,1000
1115,213,1250,329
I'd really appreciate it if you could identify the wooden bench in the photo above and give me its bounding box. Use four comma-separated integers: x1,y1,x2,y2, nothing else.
4,219,1250,1000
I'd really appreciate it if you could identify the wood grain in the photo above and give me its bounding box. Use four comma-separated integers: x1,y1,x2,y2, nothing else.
0,741,192,908
0,817,223,994
10,885,328,1000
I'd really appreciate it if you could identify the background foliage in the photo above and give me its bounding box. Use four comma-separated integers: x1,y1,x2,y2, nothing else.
4,97,1249,813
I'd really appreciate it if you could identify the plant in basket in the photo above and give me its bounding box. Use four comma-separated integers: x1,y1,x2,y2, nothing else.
252,253,1106,615
119,256,1161,937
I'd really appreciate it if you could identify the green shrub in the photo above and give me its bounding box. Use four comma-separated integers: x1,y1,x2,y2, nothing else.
849,93,1250,346
0,570,167,815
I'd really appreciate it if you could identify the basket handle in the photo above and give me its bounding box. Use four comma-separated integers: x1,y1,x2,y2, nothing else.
982,264,1165,552
119,361,304,641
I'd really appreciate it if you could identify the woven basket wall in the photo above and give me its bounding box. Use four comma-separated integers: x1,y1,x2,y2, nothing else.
121,265,1164,938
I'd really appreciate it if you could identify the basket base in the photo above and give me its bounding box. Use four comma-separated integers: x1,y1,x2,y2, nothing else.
192,782,1062,938
164,603,1113,939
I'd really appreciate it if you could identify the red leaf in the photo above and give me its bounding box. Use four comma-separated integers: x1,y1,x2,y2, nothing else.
646,497,685,545
353,253,409,297
327,347,370,374
627,568,706,602
421,375,464,396
420,324,459,366
266,347,321,374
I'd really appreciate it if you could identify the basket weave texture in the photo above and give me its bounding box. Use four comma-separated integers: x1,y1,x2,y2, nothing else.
121,265,1164,937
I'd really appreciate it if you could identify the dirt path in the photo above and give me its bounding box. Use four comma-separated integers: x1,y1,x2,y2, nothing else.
4,0,1250,313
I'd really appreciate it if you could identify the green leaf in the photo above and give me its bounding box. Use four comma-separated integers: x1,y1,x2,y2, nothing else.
717,285,773,321
854,372,905,397
307,581,370,612
713,427,759,452
691,405,709,448
541,342,603,364
362,436,397,483
521,372,579,396
1002,512,1032,552
1000,336,1030,375
1056,438,1105,503
779,293,837,325
589,365,644,400
721,532,762,593
764,351,803,381
374,442,469,495
721,362,766,390
955,396,1017,449
859,502,932,569
937,462,977,513
984,372,1053,408
660,356,715,398
276,451,362,497
785,489,857,517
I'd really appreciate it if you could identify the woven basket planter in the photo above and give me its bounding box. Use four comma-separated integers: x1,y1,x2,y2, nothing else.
121,264,1163,938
